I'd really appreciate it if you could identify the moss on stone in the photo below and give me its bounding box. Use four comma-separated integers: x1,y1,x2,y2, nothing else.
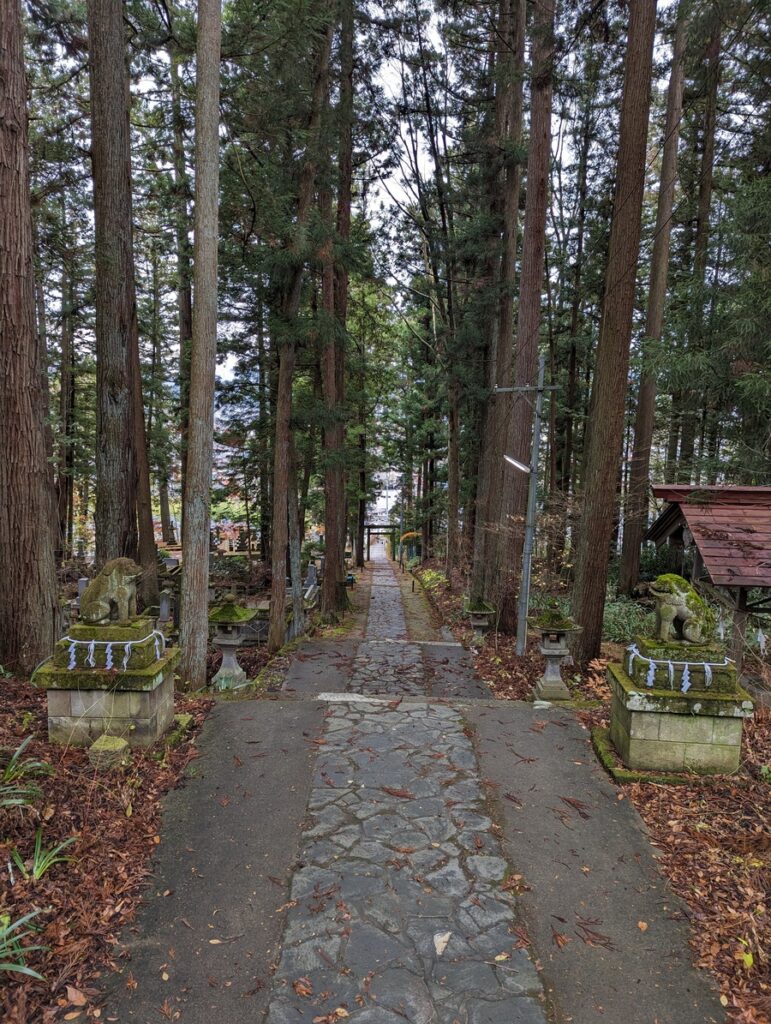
164,712,195,748
591,727,694,785
208,601,257,624
608,661,753,713
67,617,155,642
34,648,181,691
529,609,577,632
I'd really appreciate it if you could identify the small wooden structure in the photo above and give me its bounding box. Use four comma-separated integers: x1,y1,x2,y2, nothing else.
645,485,771,668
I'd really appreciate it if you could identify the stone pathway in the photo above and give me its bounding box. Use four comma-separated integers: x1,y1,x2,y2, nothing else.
263,551,548,1023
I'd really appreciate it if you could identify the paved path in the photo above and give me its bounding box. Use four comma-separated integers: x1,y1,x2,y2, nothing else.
264,551,546,1022
104,546,724,1024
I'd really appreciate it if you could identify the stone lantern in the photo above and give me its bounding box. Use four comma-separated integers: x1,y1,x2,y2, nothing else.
208,594,257,691
529,610,581,701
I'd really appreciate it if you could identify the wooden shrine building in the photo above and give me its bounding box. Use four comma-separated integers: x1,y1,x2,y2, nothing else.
645,485,771,668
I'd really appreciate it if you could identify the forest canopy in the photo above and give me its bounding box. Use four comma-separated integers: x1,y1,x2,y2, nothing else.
1,0,769,680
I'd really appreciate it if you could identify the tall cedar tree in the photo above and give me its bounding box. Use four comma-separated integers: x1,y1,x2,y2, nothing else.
180,0,222,689
571,0,657,664
619,7,687,593
497,0,554,632
469,0,525,606
268,22,334,653
0,0,59,673
87,0,158,603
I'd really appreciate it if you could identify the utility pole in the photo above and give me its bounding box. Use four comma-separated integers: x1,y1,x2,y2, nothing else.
497,354,553,656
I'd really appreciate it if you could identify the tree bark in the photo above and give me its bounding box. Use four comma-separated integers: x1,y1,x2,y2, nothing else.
571,0,656,665
619,8,686,594
56,248,75,563
179,0,222,688
88,0,140,565
0,0,59,673
268,22,333,652
169,44,194,535
497,0,554,632
469,0,525,606
287,438,305,639
677,18,720,483
320,180,346,616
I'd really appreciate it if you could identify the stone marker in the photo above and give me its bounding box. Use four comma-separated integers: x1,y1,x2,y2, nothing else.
88,734,130,770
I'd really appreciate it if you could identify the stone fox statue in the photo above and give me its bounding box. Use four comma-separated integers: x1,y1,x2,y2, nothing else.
649,573,714,644
80,558,142,623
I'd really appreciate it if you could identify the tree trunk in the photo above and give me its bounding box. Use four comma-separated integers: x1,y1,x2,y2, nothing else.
677,18,720,484
320,179,346,617
469,0,525,606
619,8,686,594
169,44,194,537
56,253,75,563
571,0,656,665
159,477,176,545
179,0,222,689
268,22,333,652
88,0,140,565
287,438,305,640
0,0,59,673
497,0,554,632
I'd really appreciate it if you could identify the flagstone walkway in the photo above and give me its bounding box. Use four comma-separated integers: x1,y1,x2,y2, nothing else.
103,545,724,1024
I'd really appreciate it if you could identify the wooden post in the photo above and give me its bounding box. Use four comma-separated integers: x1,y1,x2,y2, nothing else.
731,588,748,675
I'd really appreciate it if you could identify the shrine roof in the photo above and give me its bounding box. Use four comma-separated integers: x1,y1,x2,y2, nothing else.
646,486,771,589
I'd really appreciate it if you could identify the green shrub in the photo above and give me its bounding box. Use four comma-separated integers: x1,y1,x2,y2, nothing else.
419,569,446,591
602,596,653,644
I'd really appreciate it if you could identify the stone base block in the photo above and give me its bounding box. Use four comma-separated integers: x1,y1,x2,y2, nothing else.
534,677,571,701
88,735,131,770
43,650,178,749
608,662,753,775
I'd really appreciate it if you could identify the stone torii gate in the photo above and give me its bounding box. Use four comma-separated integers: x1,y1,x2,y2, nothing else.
364,523,398,561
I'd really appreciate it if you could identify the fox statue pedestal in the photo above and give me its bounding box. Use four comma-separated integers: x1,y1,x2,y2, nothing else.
607,574,753,774
34,560,179,749
35,616,179,749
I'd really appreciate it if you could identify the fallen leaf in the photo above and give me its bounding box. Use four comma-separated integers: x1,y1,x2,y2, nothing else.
637,921,648,932
433,931,451,956
551,926,571,949
209,939,222,945
494,952,510,962
293,977,313,997
66,987,87,1007
380,786,415,799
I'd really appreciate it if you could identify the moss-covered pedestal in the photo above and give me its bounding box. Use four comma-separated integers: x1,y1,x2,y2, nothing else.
34,617,179,748
608,637,753,774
